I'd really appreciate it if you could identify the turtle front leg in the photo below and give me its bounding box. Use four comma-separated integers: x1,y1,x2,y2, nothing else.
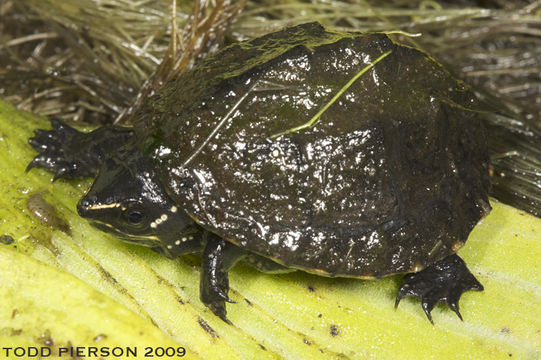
200,235,246,322
27,119,134,180
395,254,483,324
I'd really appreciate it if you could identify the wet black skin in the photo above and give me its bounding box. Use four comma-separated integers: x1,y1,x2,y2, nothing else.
28,118,483,323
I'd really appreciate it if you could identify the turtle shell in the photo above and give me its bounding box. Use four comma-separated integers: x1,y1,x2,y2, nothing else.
135,23,491,277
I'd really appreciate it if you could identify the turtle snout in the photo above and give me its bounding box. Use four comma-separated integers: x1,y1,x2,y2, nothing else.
76,198,91,217
77,196,102,219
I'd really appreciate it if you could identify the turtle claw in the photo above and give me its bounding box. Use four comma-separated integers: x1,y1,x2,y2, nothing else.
200,279,232,323
204,298,231,324
446,299,463,321
395,254,483,324
53,167,70,182
24,156,41,173
211,286,232,303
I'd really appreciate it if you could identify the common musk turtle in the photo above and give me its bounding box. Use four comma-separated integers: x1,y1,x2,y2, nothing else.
28,23,491,323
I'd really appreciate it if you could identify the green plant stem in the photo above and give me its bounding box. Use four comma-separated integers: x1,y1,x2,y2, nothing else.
271,49,392,139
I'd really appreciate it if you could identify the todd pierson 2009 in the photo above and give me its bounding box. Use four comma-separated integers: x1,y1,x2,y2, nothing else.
1,346,186,358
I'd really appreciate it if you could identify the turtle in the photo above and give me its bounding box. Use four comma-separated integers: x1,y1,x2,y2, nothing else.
27,22,491,323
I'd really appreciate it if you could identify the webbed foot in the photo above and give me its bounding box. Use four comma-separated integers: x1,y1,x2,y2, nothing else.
200,235,245,323
395,254,483,324
27,119,134,180
28,119,88,179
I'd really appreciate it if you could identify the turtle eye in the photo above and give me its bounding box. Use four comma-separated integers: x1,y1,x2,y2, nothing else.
126,210,144,225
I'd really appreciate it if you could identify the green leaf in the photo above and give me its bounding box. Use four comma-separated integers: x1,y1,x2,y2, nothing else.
0,98,539,359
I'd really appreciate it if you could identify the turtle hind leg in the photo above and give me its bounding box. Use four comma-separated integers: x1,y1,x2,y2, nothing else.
395,254,483,324
200,235,246,323
27,118,134,180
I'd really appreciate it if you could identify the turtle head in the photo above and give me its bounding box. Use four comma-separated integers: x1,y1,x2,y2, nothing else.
77,150,201,258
